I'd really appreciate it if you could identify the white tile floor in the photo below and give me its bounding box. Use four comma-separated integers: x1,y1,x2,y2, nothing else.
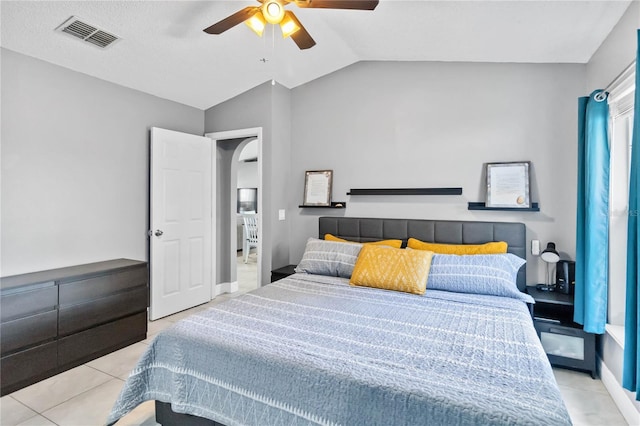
0,254,629,426
555,368,629,425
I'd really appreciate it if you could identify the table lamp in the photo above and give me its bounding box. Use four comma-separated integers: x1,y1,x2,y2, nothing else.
538,242,560,291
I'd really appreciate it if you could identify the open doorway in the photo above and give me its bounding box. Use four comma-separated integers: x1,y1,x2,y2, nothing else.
205,128,263,297
235,139,259,294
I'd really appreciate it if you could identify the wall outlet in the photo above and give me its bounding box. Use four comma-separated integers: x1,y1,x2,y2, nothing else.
531,239,540,256
278,209,285,221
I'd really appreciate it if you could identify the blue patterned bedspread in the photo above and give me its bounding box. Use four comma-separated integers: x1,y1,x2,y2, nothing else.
108,274,571,426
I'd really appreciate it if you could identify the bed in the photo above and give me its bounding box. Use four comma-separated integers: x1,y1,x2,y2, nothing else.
108,217,572,426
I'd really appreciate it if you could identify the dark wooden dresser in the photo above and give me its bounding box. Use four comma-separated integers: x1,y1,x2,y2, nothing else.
0,259,148,395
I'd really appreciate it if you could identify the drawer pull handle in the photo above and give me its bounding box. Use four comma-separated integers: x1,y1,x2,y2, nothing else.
549,327,579,336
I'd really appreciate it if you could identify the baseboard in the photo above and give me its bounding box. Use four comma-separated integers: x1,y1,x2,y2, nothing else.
214,281,238,296
599,357,640,426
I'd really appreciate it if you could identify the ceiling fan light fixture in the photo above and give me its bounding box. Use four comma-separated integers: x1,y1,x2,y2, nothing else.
245,11,266,36
262,0,285,24
280,11,300,38
204,0,377,49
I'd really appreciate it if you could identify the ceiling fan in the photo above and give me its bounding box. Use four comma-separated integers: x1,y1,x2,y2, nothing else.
203,0,379,50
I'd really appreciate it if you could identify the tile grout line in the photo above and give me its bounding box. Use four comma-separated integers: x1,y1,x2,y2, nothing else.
12,373,117,417
85,364,129,382
36,378,124,420
35,411,61,426
4,396,40,425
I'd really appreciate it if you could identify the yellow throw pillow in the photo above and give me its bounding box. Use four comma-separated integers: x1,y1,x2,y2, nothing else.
349,245,434,295
407,238,508,254
324,234,402,249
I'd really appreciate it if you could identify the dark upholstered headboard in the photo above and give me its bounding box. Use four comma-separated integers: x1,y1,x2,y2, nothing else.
318,217,527,292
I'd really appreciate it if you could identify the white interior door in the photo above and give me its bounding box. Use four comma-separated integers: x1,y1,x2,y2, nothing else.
149,127,212,320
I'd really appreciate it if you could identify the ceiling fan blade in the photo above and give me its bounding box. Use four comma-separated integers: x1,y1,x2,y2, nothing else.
203,6,260,34
288,12,316,49
293,0,378,10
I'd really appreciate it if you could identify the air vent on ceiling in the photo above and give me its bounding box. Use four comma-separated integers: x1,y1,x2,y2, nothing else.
56,16,120,49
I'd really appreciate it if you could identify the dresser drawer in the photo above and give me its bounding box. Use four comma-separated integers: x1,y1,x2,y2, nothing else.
59,266,147,306
0,310,57,355
533,319,596,378
59,286,147,336
1,341,57,394
0,283,57,322
58,311,147,367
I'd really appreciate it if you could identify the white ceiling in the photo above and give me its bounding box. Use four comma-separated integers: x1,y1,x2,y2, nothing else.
0,0,632,110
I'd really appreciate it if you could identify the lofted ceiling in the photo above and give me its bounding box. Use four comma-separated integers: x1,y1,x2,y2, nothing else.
0,0,632,110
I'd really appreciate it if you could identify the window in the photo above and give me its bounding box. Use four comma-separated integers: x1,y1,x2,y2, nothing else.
607,66,634,338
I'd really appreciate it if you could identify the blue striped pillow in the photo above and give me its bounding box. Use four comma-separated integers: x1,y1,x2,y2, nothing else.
427,253,527,300
295,238,363,278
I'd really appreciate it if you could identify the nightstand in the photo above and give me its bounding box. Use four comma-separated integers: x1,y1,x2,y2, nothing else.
526,286,596,379
271,265,297,283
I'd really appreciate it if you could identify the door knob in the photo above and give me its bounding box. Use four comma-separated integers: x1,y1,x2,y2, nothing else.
154,230,164,237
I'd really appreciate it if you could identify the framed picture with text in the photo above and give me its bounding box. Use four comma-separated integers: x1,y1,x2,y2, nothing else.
486,162,531,208
303,170,333,206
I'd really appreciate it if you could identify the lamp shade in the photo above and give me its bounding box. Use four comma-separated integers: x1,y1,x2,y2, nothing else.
245,11,266,37
541,242,560,263
280,11,300,38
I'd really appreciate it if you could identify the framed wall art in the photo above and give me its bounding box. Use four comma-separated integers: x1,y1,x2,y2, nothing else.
303,170,333,206
486,162,531,208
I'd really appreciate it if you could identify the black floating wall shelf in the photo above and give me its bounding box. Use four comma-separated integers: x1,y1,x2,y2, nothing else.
347,188,463,196
467,202,540,212
299,202,346,209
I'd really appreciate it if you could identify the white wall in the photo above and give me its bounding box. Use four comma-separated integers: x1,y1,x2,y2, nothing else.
289,61,584,284
587,1,638,90
237,140,259,189
215,138,247,284
270,83,293,268
1,48,204,276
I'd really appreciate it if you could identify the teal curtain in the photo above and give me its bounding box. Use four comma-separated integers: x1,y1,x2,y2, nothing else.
574,90,610,334
623,30,640,400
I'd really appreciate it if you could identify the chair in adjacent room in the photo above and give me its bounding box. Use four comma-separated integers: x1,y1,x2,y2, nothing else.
242,214,258,263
